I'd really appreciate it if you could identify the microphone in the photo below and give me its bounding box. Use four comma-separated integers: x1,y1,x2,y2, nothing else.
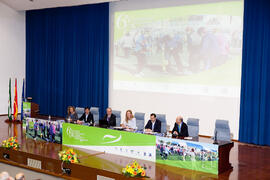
213,131,218,144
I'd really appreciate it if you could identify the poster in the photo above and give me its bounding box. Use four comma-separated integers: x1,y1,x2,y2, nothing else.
156,136,219,174
23,118,64,144
22,102,31,119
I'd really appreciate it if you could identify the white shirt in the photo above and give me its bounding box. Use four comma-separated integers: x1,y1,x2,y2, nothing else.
152,121,155,131
123,118,137,129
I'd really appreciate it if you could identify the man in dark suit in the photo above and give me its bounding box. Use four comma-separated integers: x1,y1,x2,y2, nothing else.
79,107,94,125
145,113,161,133
102,107,116,127
172,116,189,137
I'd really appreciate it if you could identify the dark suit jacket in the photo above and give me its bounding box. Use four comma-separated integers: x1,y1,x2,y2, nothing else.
145,119,161,133
172,122,189,137
79,113,94,125
102,114,116,127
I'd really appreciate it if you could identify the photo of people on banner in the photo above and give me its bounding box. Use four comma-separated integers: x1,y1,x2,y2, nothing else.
23,118,63,144
156,137,219,174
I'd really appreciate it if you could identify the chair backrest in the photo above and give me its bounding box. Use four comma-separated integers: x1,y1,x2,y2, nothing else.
90,107,100,125
187,118,199,137
156,114,166,133
134,112,145,131
75,107,84,119
112,110,121,126
214,119,231,141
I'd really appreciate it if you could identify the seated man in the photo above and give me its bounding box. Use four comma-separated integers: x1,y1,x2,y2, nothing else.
78,107,94,125
144,113,161,133
172,116,189,137
101,107,116,127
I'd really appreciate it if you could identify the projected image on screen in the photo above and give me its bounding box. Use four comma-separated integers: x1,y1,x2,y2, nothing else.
113,1,243,97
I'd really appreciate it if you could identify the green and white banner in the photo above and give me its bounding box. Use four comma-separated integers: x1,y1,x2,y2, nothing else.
62,123,156,161
62,123,219,174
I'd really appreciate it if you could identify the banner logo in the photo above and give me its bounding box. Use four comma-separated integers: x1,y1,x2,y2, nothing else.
102,134,122,144
66,127,87,142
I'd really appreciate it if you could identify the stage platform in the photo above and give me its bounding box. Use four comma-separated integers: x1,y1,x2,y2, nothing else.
0,116,270,179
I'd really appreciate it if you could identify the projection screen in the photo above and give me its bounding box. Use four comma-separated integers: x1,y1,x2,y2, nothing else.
109,0,243,139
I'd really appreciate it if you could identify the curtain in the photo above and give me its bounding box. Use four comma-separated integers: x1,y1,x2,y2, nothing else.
26,3,109,118
239,0,270,145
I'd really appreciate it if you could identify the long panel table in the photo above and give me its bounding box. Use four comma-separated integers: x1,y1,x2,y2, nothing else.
62,123,233,175
22,117,233,178
1,118,235,179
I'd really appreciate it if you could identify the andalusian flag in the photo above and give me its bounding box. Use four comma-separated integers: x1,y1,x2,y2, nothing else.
13,78,18,121
8,78,12,121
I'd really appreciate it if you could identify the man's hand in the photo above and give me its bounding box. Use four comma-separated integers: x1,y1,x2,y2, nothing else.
145,129,153,133
77,121,83,125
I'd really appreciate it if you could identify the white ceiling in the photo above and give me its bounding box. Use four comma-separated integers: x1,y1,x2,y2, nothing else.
0,0,120,11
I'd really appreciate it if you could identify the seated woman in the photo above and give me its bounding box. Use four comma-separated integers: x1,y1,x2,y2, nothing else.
66,106,78,123
121,110,137,130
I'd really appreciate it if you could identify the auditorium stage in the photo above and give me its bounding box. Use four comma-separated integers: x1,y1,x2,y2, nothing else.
0,116,270,179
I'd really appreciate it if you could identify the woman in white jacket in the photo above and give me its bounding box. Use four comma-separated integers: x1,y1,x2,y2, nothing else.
121,110,137,130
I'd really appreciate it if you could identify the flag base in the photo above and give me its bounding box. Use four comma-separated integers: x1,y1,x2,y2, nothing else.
4,119,22,124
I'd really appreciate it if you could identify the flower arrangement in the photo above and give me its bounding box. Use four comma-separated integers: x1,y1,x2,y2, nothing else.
58,148,79,164
122,161,147,178
2,136,19,150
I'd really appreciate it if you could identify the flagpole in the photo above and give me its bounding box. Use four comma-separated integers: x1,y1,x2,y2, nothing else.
21,79,25,121
8,78,12,121
13,78,18,121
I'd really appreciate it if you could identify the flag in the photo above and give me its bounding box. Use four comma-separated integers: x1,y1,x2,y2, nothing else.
8,78,12,121
13,78,18,121
21,79,25,121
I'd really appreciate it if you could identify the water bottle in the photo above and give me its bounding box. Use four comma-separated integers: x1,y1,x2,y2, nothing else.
48,115,51,121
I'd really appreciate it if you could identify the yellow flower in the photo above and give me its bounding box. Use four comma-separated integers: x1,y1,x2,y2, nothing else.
127,167,133,174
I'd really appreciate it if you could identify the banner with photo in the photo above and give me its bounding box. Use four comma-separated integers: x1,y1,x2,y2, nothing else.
22,102,31,118
62,123,218,174
156,136,219,174
62,123,156,161
23,118,64,144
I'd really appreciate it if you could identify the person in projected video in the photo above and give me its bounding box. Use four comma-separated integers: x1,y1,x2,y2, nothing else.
134,30,148,76
163,33,183,73
186,27,202,73
121,32,133,58
198,27,220,70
